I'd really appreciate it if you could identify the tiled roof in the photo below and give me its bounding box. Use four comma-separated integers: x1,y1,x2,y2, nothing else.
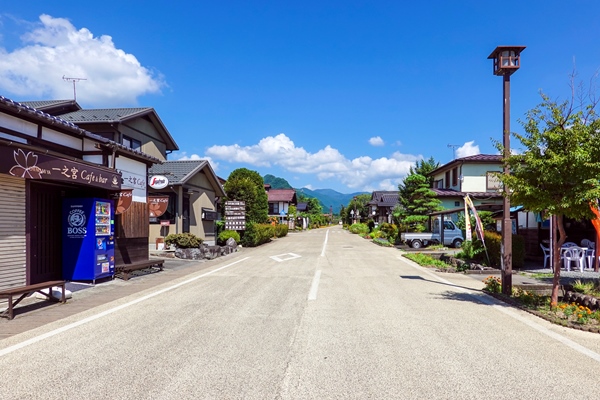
456,154,502,162
432,188,502,198
149,160,208,184
0,96,160,164
20,99,78,110
267,189,296,202
429,154,502,176
59,108,153,123
369,191,399,207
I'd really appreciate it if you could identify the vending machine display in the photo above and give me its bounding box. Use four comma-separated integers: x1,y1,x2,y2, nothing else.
63,198,115,282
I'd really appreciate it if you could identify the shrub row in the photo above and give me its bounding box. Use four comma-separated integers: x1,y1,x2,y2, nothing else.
164,233,203,248
241,223,289,247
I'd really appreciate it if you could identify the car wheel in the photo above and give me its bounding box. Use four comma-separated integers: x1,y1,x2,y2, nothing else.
453,239,463,248
411,240,423,249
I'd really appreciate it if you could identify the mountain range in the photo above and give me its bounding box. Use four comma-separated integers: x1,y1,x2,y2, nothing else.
263,174,368,214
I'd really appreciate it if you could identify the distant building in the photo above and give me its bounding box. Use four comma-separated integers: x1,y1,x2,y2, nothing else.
148,160,225,245
367,191,399,224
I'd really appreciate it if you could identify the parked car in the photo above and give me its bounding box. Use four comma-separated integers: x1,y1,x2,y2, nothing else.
400,219,464,249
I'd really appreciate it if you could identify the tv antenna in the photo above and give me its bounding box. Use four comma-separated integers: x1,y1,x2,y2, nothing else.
447,144,460,160
62,75,87,101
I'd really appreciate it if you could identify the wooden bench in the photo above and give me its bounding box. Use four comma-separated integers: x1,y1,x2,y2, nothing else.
115,259,164,281
0,280,67,320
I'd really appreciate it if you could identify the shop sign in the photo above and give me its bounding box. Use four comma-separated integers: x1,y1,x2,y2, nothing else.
149,195,169,217
1,146,121,190
148,175,169,189
225,200,246,230
160,220,170,226
115,189,133,215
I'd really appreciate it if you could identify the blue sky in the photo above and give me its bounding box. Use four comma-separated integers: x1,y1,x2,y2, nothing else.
1,1,600,193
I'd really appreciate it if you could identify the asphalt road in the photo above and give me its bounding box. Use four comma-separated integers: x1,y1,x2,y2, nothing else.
2,226,600,399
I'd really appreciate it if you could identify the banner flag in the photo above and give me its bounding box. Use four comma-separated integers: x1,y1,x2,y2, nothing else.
465,195,485,243
463,196,472,241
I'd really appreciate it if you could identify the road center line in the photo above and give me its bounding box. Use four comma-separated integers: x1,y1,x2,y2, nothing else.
0,257,251,358
308,270,322,300
320,229,329,257
400,256,600,364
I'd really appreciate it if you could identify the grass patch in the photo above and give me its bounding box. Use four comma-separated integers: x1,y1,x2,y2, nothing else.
524,272,554,279
403,253,452,269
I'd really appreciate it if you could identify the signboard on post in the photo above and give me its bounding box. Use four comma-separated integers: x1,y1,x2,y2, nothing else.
225,200,246,230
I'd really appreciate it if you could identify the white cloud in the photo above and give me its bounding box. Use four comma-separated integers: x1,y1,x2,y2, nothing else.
456,141,480,158
0,14,164,106
204,133,420,191
369,136,384,146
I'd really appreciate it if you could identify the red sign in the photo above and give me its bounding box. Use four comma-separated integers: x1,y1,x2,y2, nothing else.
148,195,169,217
160,220,170,226
115,189,133,215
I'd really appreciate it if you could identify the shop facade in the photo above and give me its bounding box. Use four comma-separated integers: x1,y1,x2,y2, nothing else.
0,97,159,289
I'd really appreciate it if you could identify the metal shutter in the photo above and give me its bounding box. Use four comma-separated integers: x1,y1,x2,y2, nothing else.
0,175,26,291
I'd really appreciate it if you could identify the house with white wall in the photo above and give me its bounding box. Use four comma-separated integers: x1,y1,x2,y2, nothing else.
428,154,504,220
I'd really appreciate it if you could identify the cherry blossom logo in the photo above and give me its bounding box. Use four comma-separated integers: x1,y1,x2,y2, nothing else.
9,149,42,179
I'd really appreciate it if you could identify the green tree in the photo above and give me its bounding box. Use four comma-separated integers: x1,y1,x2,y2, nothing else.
410,157,440,187
498,92,600,304
224,168,269,224
306,197,323,214
345,194,371,224
398,174,442,231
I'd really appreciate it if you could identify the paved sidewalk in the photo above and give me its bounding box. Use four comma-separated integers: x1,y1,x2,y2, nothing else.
0,256,228,340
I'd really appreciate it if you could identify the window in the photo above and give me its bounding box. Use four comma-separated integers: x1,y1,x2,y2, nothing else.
268,202,279,215
122,135,141,151
454,201,460,207
445,171,450,188
452,168,458,186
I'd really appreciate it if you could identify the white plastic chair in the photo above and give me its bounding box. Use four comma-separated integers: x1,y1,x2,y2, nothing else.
563,247,586,272
563,242,577,248
540,243,551,270
585,248,596,270
581,239,592,247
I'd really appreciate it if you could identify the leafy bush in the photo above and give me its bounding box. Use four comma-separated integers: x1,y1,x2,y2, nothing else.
472,231,525,268
367,219,375,232
240,222,274,247
456,240,484,260
483,276,501,293
218,230,240,245
379,223,398,242
349,223,369,235
274,223,288,238
164,233,202,248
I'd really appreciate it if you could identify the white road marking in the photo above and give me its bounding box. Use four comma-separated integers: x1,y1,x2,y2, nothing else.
270,253,301,262
321,229,329,257
400,256,600,364
0,257,251,358
308,270,322,300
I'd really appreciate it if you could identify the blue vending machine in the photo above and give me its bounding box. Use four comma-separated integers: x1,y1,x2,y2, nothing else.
63,198,115,282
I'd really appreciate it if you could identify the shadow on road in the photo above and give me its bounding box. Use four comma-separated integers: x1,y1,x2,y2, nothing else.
399,274,512,308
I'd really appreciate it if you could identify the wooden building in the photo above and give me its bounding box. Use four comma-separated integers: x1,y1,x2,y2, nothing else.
0,96,159,289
